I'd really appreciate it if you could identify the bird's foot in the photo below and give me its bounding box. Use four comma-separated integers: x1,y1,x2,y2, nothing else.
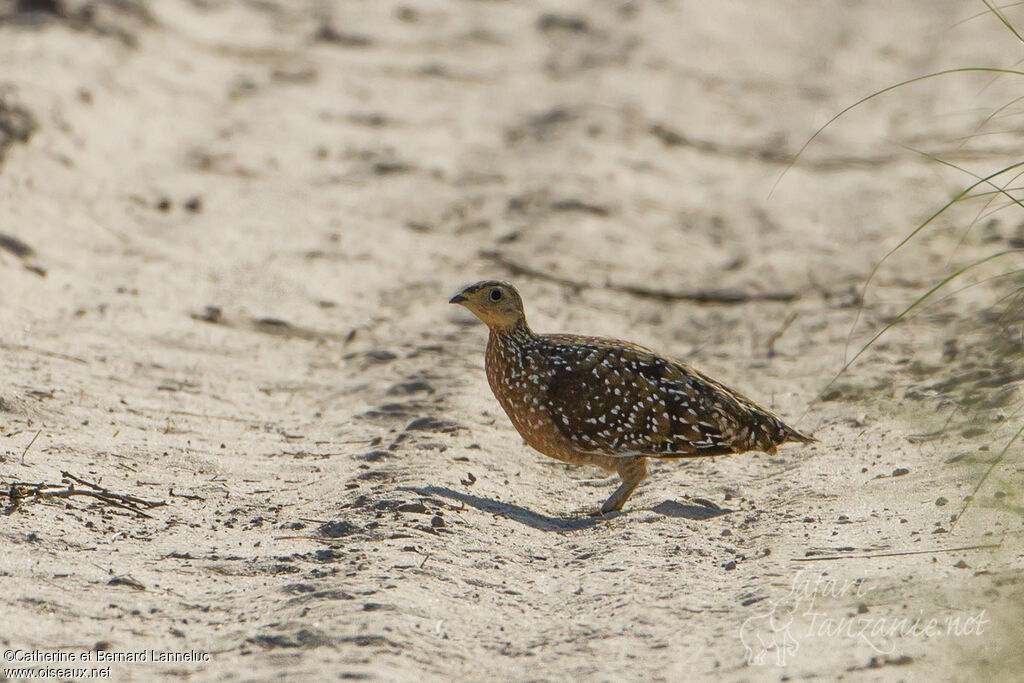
596,495,627,516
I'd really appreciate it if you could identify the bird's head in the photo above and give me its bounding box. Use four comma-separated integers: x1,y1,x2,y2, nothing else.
449,280,527,333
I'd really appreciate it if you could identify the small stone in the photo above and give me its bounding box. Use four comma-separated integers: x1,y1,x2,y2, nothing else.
191,305,222,324
537,13,589,33
315,25,373,47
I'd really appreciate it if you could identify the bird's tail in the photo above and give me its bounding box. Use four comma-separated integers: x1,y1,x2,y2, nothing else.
755,414,816,454
785,426,816,444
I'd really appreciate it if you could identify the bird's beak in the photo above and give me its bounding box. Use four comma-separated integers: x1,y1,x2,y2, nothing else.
449,293,467,304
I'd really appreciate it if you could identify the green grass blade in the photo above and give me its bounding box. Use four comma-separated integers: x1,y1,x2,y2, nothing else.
950,417,1024,531
953,2,1024,29
844,160,1024,363
771,67,1024,197
981,0,1024,44
820,249,1024,399
900,146,1024,261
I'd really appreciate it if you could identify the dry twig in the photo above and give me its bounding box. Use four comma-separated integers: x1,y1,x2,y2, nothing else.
20,429,41,465
794,541,1001,562
274,535,349,544
765,311,798,356
3,471,166,518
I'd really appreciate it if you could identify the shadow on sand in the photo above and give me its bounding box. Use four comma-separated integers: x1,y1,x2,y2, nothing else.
650,499,734,520
407,486,734,531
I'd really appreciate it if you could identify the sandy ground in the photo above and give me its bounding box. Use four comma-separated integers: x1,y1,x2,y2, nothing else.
1,1,1022,680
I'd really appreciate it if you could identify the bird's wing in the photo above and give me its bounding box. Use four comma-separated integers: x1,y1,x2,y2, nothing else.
539,335,741,457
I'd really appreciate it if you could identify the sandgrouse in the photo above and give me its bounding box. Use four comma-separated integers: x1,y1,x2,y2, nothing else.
450,280,814,515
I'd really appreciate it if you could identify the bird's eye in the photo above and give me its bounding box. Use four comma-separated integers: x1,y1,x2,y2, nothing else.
489,288,503,302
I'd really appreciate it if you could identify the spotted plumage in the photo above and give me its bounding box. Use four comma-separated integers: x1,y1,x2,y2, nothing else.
450,280,815,514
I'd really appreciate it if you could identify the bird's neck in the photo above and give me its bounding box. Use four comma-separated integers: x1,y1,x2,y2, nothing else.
488,317,534,346
485,318,534,391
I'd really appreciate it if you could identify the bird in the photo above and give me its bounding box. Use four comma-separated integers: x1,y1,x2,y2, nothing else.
449,280,815,515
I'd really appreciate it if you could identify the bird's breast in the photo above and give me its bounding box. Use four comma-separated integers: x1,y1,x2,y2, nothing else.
484,334,575,459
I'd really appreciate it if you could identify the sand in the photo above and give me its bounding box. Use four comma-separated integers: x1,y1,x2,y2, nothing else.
0,1,1021,680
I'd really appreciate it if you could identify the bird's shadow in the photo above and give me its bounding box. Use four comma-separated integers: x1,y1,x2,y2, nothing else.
407,486,734,531
650,499,734,520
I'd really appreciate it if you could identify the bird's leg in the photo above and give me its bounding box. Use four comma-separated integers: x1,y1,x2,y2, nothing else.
599,457,648,514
